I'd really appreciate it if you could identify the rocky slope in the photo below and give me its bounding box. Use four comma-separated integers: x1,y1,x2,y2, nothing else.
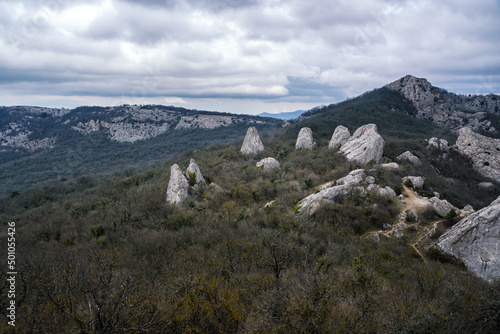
386,75,500,134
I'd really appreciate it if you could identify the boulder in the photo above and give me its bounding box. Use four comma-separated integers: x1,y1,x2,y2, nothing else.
166,164,189,205
479,182,495,190
376,186,397,199
185,158,205,185
428,137,450,151
328,125,350,150
438,195,500,282
456,127,500,183
378,162,400,170
406,210,419,222
256,157,280,169
340,124,385,165
462,204,474,213
403,176,425,189
396,151,421,165
430,197,459,217
295,127,315,149
241,126,264,155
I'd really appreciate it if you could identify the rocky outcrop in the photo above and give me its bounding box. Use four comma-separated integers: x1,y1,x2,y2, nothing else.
438,195,500,282
340,124,384,165
241,126,265,155
328,125,350,150
456,127,500,183
295,127,316,150
185,158,205,186
386,75,500,133
403,176,425,189
397,151,421,165
256,157,280,169
166,164,189,205
479,182,495,190
430,197,459,217
296,169,396,215
428,137,450,152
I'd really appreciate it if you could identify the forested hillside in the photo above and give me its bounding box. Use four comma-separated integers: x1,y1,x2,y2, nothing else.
1,88,499,332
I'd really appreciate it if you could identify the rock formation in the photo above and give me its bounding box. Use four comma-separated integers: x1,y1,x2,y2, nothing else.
456,127,500,183
185,158,205,186
296,169,396,215
328,125,350,150
430,197,459,217
377,162,400,170
403,176,425,189
295,127,316,150
397,151,421,165
427,137,450,152
386,75,500,133
166,164,189,205
438,195,500,282
241,126,265,155
340,124,384,165
256,157,280,169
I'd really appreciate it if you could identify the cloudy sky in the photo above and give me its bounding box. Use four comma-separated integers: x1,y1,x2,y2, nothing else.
1,0,499,114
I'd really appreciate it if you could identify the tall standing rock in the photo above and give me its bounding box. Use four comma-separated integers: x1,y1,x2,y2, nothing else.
328,125,351,150
166,164,189,205
185,158,205,186
295,127,315,150
438,195,500,282
241,126,264,155
456,127,500,183
340,124,384,164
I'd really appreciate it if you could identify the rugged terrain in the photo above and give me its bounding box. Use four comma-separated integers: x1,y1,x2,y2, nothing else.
0,105,280,196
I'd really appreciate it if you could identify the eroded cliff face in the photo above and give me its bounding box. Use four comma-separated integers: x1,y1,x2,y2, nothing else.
386,75,500,133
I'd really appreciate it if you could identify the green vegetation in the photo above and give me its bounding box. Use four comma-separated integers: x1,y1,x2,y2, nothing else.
1,91,500,332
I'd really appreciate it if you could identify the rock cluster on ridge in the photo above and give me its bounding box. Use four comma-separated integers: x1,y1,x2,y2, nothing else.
256,157,280,169
295,127,316,149
166,164,189,205
438,195,500,283
241,126,264,155
185,158,205,186
328,125,351,150
296,169,396,215
340,124,385,165
456,127,500,183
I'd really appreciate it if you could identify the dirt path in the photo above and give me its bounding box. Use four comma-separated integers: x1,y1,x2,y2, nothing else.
363,185,441,262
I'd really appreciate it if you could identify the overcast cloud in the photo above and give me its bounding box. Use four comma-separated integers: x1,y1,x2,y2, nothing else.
1,0,499,114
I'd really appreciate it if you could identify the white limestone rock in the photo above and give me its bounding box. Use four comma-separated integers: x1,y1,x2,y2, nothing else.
430,197,459,217
479,182,495,190
403,176,425,189
295,127,316,150
256,157,280,170
340,124,385,165
185,158,205,186
456,127,500,184
438,195,500,282
428,137,450,151
378,162,400,170
396,151,421,165
241,126,264,155
166,164,189,205
328,125,351,150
